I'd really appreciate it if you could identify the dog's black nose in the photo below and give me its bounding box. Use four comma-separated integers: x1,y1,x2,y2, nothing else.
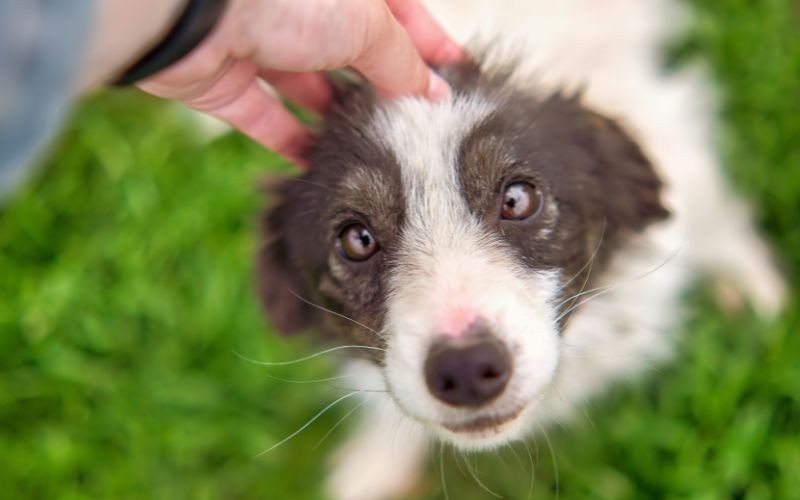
424,335,511,407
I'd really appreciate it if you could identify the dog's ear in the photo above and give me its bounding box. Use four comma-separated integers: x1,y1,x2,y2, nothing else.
255,184,321,335
514,93,670,234
581,110,671,231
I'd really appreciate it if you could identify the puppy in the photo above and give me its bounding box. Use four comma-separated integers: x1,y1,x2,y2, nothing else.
257,1,785,498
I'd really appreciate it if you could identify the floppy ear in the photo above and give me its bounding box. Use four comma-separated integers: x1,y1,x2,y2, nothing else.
518,93,670,234
582,109,671,232
255,183,321,335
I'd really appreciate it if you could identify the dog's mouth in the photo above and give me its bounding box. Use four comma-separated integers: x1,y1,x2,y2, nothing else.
441,404,526,435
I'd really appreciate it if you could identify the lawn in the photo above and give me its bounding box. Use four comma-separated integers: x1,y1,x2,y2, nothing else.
1,0,798,498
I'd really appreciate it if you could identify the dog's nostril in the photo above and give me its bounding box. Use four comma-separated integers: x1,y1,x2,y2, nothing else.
481,365,500,380
424,337,512,408
441,377,456,391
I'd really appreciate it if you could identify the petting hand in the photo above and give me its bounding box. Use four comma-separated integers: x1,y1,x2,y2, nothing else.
136,0,464,165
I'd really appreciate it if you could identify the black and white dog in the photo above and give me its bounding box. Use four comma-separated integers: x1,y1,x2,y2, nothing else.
257,1,785,498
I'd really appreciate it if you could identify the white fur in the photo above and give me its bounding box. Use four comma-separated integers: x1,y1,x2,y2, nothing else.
326,1,786,498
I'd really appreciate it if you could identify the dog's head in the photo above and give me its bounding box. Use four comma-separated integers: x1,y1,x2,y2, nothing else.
257,60,669,449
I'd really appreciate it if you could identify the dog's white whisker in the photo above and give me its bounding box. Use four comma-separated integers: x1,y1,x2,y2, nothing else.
262,373,356,385
506,442,522,469
506,444,527,485
572,308,673,336
531,432,541,464
452,447,469,479
325,385,388,393
286,288,384,338
463,451,504,499
555,247,683,321
555,289,624,323
556,218,607,296
387,400,404,452
255,391,362,458
439,442,450,500
559,222,606,317
559,350,661,373
577,400,597,430
426,438,439,470
492,439,513,472
559,350,654,362
282,177,334,192
541,428,560,500
554,246,681,312
313,399,367,450
233,345,384,367
554,281,615,311
521,439,536,498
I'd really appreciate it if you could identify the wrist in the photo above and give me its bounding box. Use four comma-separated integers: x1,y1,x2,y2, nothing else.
79,0,187,92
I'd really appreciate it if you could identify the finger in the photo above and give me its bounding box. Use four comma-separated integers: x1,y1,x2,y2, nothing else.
259,70,333,113
174,60,311,166
208,80,312,166
350,3,451,100
385,0,466,65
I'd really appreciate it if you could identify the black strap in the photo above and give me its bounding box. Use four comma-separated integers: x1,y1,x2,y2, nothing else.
114,0,229,85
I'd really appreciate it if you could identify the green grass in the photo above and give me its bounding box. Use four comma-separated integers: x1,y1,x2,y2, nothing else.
1,0,798,498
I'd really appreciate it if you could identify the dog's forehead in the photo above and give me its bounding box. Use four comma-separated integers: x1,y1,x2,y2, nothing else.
357,95,498,228
366,95,496,187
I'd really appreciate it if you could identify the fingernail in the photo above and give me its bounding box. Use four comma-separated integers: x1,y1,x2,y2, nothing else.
427,71,452,101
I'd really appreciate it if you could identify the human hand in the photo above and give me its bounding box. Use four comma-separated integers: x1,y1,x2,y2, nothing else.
135,0,464,165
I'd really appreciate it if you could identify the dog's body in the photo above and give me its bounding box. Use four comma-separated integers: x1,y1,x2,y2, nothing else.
257,1,785,498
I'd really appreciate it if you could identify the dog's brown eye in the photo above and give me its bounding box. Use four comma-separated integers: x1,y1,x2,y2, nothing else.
501,182,540,220
339,223,379,261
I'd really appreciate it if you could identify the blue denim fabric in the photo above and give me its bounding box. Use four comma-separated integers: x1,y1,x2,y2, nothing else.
0,0,93,198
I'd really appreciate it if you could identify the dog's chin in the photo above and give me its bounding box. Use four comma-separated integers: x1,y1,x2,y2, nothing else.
431,404,534,451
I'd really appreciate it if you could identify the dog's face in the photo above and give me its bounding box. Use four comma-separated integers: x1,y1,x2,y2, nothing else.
258,62,668,449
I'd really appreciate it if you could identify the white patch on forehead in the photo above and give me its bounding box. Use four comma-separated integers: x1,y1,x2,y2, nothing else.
367,94,496,226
